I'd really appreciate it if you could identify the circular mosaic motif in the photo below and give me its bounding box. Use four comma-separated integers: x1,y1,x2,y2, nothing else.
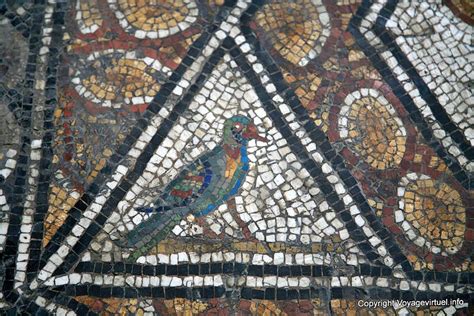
338,89,406,170
109,0,199,39
397,173,466,255
72,50,171,108
255,0,331,66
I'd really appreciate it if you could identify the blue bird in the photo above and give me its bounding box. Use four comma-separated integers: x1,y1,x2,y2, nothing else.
119,115,268,261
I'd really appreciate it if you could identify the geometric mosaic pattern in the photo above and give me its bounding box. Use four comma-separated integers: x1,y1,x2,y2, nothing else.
0,0,472,314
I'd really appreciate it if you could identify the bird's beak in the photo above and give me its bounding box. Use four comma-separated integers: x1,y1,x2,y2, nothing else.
242,123,269,142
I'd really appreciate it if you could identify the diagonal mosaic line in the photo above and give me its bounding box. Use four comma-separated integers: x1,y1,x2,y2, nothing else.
25,0,69,285
2,1,84,314
375,0,474,161
7,0,70,295
349,0,473,189
347,0,474,276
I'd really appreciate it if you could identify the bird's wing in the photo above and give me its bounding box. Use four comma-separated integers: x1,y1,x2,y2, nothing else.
159,148,220,207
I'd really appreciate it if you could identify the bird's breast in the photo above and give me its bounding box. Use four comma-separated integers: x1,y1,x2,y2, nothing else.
224,155,240,179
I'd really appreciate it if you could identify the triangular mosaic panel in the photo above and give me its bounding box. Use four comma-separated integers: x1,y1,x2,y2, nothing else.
0,0,472,314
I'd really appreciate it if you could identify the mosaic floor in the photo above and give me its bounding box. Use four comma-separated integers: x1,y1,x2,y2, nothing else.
0,0,473,314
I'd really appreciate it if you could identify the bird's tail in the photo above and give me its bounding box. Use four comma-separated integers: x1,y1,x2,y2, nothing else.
119,207,189,262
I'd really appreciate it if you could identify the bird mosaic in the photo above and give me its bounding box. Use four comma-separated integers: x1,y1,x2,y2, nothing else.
119,115,268,261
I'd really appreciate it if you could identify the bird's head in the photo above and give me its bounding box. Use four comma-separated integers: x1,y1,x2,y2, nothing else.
223,115,268,145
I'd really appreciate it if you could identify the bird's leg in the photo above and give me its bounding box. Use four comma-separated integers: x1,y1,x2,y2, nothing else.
226,198,253,240
195,216,221,239
185,213,221,239
226,198,274,256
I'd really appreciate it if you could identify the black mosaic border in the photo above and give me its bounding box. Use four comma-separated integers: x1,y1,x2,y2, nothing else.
38,2,238,272
72,262,474,284
74,262,335,277
44,285,474,302
349,0,473,189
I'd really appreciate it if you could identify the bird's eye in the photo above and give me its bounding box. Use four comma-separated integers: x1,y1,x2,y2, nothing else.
234,123,241,129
